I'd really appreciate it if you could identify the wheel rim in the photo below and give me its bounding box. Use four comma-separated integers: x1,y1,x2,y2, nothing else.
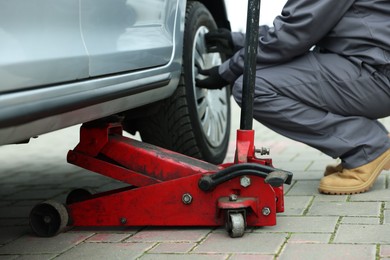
193,26,229,148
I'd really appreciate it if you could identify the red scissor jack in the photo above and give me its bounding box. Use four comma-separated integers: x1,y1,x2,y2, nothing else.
28,0,293,238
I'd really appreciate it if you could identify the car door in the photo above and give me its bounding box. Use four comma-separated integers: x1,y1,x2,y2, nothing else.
0,0,89,93
80,0,177,77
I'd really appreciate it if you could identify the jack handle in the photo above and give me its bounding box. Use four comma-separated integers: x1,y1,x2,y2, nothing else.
198,163,293,192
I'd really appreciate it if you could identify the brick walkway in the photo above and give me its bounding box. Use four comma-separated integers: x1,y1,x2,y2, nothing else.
0,100,389,259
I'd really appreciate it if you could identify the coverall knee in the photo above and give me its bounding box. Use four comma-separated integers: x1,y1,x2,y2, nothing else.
232,52,390,168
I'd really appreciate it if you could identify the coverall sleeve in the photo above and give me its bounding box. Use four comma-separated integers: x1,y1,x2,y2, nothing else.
219,0,356,83
231,25,270,51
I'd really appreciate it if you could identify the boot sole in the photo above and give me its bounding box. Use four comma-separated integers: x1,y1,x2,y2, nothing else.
318,151,390,195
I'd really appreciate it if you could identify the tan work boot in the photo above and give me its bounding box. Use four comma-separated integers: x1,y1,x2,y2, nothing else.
323,163,343,176
318,148,390,195
323,134,390,177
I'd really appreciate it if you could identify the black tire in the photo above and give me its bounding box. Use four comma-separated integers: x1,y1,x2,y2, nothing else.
29,201,69,237
66,188,94,205
124,1,231,164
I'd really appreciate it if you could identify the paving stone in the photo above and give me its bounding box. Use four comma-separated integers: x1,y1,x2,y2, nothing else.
11,200,45,207
0,219,29,227
307,201,380,217
255,216,338,233
334,224,390,244
85,233,131,243
288,233,331,244
0,226,29,244
286,180,319,196
0,233,93,254
288,170,324,181
381,245,390,258
0,205,31,219
342,216,380,225
14,254,57,260
278,196,312,216
279,244,376,260
193,232,286,254
385,210,390,225
4,189,67,201
314,194,348,202
140,254,228,260
56,242,155,260
349,184,390,202
0,255,18,260
229,254,274,260
149,242,196,253
127,228,210,242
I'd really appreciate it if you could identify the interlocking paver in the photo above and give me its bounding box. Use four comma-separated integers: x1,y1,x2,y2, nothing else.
341,216,380,225
0,233,93,254
12,254,57,260
139,254,228,260
85,233,131,243
229,254,274,260
334,224,390,244
307,201,381,217
381,245,390,258
278,244,376,260
349,181,390,202
55,242,155,260
0,255,18,260
278,196,312,216
126,228,211,243
286,180,320,196
288,233,331,244
148,242,196,253
254,216,338,233
0,226,29,245
193,232,286,254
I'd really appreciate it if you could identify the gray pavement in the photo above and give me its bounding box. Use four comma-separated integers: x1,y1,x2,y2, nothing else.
1,99,390,259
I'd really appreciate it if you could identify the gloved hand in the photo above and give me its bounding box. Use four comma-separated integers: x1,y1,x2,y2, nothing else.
196,66,229,89
205,28,235,58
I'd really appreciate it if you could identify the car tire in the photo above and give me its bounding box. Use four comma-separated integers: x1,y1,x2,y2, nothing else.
124,1,231,164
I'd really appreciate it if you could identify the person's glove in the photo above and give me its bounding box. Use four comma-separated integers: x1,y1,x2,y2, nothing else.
196,66,229,89
205,28,235,58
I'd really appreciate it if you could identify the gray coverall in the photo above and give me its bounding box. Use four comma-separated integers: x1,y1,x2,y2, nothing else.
219,0,390,169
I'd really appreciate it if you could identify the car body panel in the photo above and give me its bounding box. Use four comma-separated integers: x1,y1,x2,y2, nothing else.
0,0,89,92
0,0,184,145
80,0,176,76
0,0,231,146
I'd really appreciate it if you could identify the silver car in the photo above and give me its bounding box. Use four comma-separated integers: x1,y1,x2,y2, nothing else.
0,0,231,164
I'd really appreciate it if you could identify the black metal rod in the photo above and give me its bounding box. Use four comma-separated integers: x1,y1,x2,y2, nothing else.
240,0,261,130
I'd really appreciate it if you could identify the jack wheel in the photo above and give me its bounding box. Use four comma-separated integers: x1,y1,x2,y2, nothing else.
29,201,68,237
226,212,246,238
66,188,94,204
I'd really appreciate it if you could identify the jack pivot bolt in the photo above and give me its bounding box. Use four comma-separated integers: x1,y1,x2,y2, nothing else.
262,207,271,216
229,194,238,201
182,193,193,205
240,176,251,188
120,217,127,224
